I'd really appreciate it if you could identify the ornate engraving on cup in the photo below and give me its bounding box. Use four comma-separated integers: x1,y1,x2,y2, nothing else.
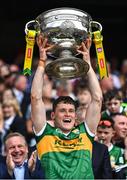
34,8,92,59
25,7,102,79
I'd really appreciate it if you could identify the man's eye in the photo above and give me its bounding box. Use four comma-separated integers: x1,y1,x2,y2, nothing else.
105,132,108,135
18,145,24,148
119,122,124,125
9,147,14,150
114,103,118,105
107,102,118,106
60,109,65,112
70,110,75,113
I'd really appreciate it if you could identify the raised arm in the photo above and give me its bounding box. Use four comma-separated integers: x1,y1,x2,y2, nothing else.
77,38,103,133
31,34,52,133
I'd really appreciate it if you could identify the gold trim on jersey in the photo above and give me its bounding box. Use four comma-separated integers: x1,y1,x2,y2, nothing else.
37,133,92,159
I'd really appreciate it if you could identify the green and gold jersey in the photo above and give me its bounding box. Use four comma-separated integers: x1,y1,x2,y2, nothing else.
35,122,94,179
109,144,124,166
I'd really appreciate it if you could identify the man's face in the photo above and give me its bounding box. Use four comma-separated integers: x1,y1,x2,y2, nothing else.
113,115,127,139
77,90,92,106
105,98,121,113
51,102,76,134
5,136,28,166
97,126,115,145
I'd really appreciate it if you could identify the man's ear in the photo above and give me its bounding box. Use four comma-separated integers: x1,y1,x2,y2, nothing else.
51,112,55,120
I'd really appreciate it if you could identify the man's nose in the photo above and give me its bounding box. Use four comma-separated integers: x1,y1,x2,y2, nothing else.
64,113,70,117
14,146,19,152
111,103,115,108
101,133,105,138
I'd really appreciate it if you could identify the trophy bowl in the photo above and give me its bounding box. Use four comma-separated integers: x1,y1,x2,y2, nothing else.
25,7,102,79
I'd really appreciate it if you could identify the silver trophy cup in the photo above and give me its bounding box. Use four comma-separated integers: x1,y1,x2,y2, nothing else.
25,7,102,79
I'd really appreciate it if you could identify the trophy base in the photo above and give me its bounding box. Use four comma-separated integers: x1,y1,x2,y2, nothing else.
45,57,89,79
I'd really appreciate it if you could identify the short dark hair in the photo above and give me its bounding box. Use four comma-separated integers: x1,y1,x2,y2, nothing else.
103,89,122,102
53,96,76,112
111,112,127,120
73,78,90,96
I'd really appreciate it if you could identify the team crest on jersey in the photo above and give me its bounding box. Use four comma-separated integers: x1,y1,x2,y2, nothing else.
72,129,80,134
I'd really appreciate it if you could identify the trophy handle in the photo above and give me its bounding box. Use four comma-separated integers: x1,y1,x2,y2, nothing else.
25,20,40,34
90,21,102,33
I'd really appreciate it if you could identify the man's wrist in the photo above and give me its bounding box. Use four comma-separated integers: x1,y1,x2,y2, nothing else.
38,59,46,68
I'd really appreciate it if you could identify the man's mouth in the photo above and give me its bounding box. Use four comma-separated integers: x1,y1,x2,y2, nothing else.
13,155,21,158
12,153,23,158
63,118,71,123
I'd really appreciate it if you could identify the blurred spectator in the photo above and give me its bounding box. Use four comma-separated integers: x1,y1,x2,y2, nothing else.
96,119,126,179
0,103,3,128
119,59,127,87
111,113,127,149
106,112,127,178
55,79,76,100
119,60,127,103
110,57,120,76
2,88,16,102
99,75,114,94
13,74,30,120
0,63,19,88
74,78,92,107
0,63,16,89
107,62,121,90
0,98,27,155
99,61,121,94
121,83,127,103
9,64,20,73
0,103,4,151
0,77,6,102
0,64,10,79
0,58,5,67
101,89,127,119
13,74,28,97
74,78,92,125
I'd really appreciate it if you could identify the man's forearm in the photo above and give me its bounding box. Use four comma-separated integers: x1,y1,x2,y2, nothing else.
87,64,102,101
30,59,47,133
31,60,45,99
84,61,102,133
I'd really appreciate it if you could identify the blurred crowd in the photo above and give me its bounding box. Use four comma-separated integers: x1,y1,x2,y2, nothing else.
1,55,127,179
